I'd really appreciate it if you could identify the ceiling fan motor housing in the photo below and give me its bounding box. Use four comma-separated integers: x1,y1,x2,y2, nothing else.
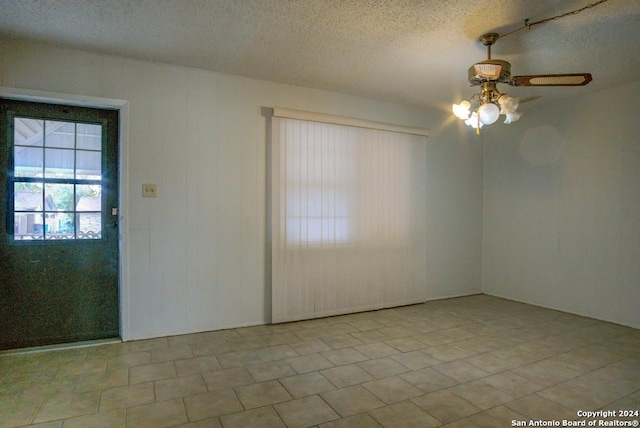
468,60,512,85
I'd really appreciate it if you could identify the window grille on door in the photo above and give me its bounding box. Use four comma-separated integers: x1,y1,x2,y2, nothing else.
10,117,104,241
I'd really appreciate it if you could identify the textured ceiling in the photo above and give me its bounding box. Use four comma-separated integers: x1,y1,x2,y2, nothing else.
1,0,639,110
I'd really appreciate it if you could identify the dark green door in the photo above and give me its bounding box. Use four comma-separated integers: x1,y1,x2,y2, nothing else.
0,99,119,350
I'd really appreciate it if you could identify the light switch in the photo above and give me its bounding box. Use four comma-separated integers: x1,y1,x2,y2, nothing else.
142,183,157,197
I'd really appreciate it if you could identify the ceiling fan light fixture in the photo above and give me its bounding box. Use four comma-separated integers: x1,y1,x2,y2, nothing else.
453,28,593,133
478,102,500,125
452,101,471,120
504,111,522,124
498,94,519,114
465,111,483,129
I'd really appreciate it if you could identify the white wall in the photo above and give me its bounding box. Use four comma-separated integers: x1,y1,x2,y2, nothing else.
483,81,640,329
423,112,484,299
0,38,483,340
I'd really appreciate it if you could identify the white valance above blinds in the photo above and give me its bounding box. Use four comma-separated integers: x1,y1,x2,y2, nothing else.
273,107,429,137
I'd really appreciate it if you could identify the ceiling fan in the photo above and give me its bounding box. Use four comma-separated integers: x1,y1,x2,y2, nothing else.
453,32,592,132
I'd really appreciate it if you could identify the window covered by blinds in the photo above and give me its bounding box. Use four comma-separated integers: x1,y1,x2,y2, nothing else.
271,111,429,323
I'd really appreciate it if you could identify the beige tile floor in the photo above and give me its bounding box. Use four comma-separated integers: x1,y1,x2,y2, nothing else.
1,295,638,428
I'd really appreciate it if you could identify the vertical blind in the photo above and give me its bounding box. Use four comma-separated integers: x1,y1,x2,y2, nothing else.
271,109,429,323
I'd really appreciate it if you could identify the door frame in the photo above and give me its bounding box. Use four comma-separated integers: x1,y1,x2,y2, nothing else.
0,86,132,342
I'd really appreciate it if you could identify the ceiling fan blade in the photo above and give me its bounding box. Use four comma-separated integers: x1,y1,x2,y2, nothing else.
511,73,592,86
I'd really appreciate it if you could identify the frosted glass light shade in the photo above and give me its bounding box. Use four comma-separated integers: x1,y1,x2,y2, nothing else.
478,102,500,125
504,111,522,124
465,112,482,129
452,101,471,120
498,95,519,114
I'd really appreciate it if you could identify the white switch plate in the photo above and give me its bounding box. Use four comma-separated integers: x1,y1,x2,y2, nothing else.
142,183,157,197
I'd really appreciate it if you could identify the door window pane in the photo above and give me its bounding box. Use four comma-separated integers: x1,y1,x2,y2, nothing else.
76,150,101,179
45,148,75,178
77,213,101,239
76,185,101,211
14,183,43,211
14,147,43,177
45,212,74,239
45,121,75,148
45,183,74,211
14,118,44,146
77,123,102,150
14,213,44,240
